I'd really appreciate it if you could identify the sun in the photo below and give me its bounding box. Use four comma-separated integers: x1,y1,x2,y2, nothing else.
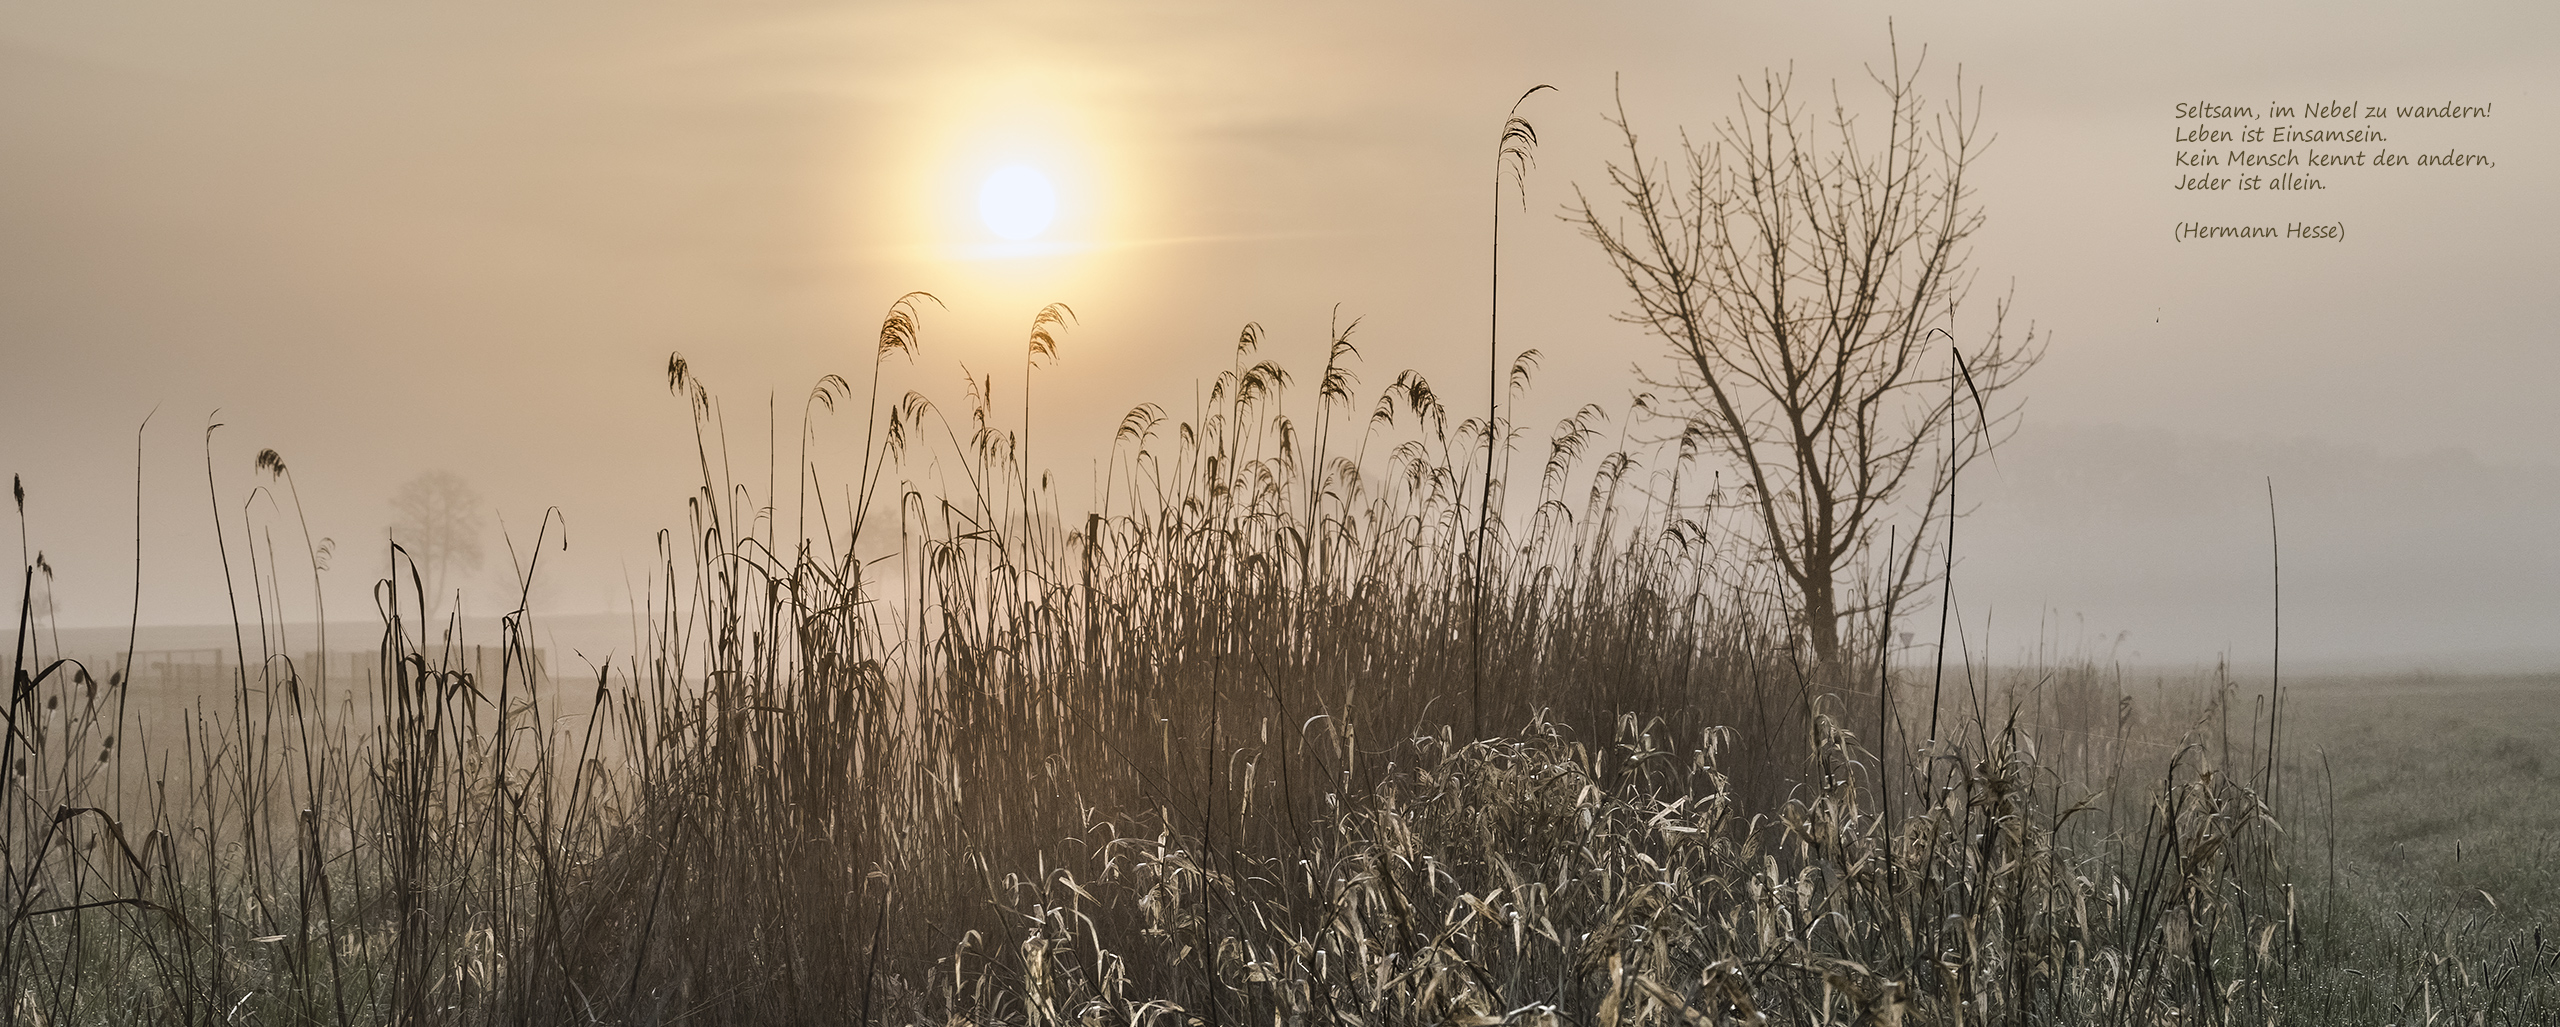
979,165,1058,241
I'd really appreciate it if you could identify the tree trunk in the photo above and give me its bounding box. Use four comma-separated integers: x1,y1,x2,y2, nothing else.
1803,551,1843,682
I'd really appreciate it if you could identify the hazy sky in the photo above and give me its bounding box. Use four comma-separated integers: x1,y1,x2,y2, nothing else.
5,1,2555,669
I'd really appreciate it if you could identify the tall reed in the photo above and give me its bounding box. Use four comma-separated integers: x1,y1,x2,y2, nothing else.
3,306,2552,1025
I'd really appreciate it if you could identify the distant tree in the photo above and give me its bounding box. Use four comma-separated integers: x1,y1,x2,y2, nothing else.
1575,41,2040,677
389,469,485,615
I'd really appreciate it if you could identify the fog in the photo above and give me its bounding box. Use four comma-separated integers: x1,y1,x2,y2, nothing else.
6,0,2554,669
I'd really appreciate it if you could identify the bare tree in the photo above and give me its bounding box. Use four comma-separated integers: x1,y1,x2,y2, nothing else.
389,469,485,615
1575,41,2040,677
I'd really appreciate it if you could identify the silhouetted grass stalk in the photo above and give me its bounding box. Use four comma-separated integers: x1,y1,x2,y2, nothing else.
0,309,2551,1025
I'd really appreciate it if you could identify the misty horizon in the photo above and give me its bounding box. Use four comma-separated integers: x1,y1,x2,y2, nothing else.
8,1,2556,672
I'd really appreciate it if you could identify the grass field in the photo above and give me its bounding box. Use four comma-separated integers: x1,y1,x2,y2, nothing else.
2279,674,2560,946
6,334,2555,1025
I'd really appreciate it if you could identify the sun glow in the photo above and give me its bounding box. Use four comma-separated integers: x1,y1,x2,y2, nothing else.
860,73,1139,285
979,166,1058,241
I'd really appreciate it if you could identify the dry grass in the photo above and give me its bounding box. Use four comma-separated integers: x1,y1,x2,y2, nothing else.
5,315,2553,1025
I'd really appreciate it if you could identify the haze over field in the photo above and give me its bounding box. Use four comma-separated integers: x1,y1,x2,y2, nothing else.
9,7,2560,1026
4,0,2555,668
